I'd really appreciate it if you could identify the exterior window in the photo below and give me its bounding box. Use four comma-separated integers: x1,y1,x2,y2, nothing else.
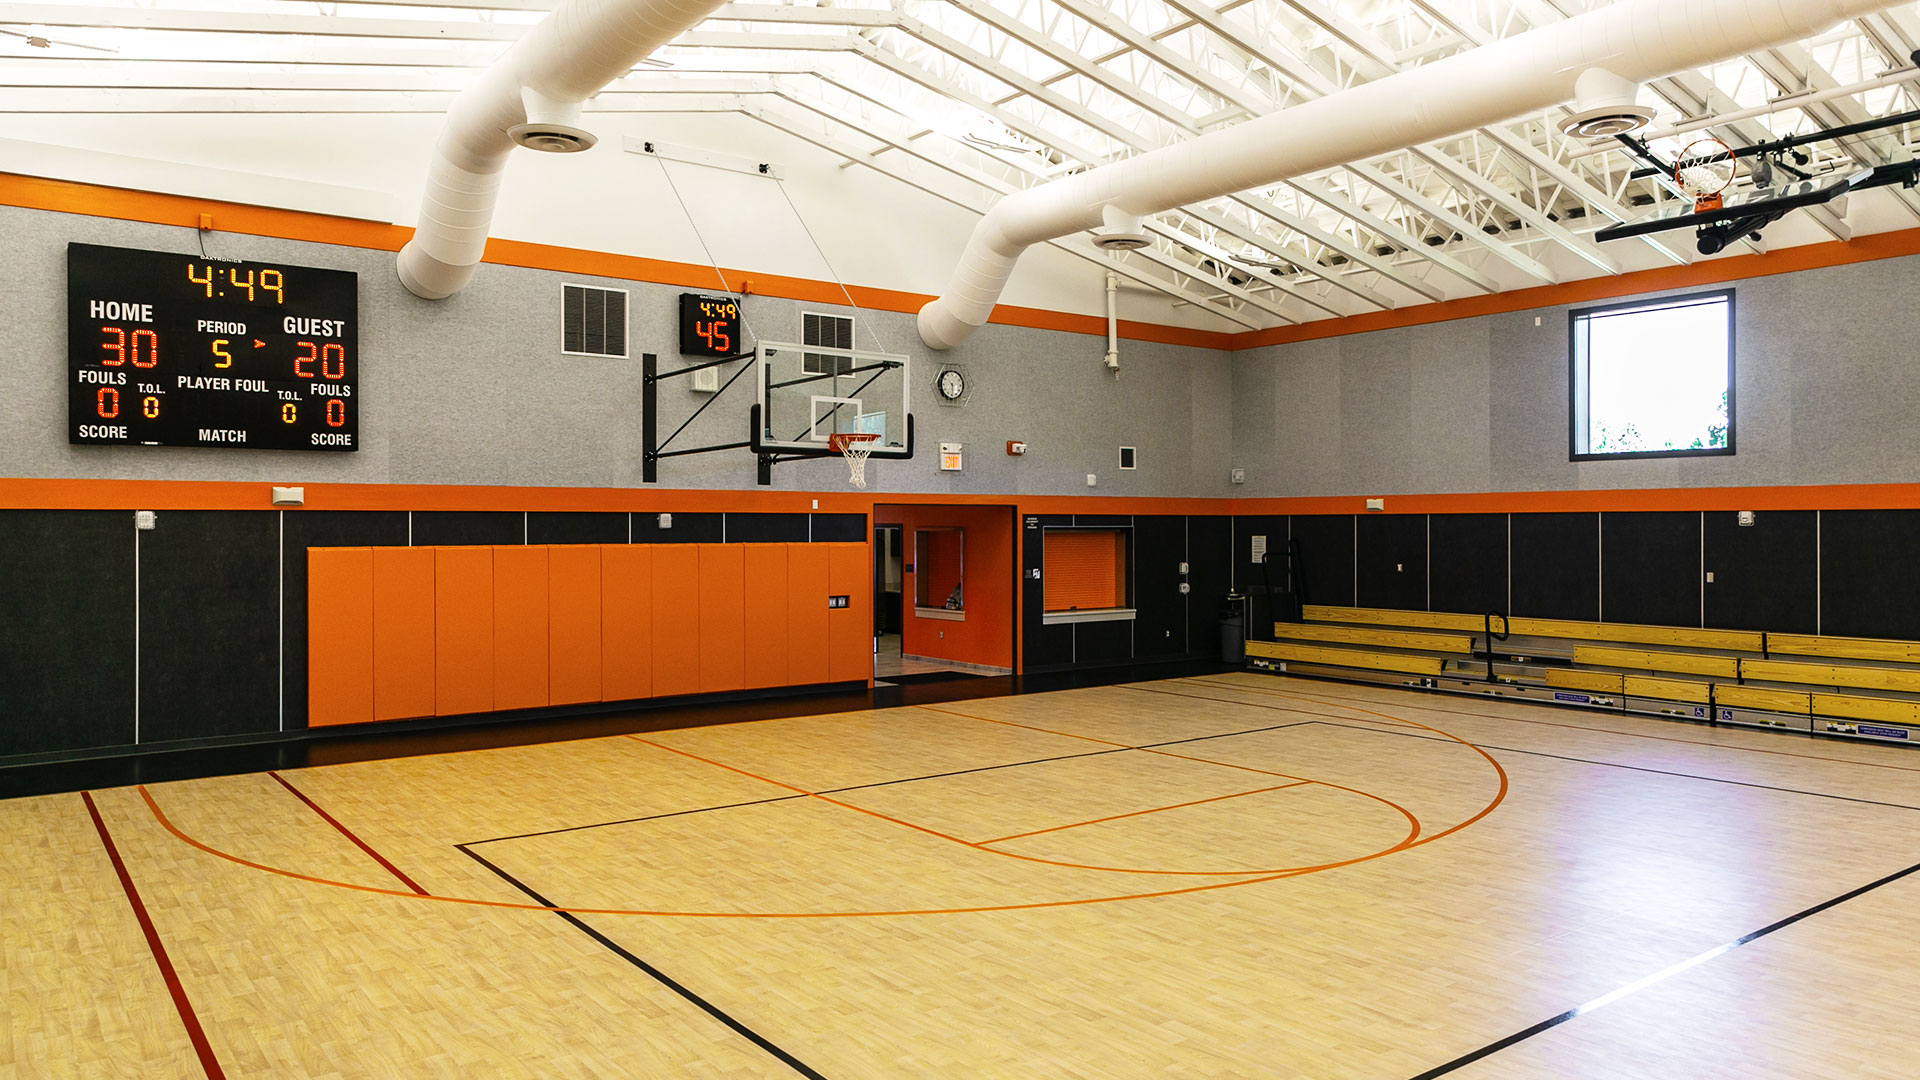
1570,291,1732,460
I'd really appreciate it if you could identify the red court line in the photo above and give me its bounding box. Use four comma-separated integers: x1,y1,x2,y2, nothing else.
82,792,228,1080
268,772,430,895
979,781,1309,844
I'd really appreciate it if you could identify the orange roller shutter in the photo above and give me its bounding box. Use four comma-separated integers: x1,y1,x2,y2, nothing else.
549,545,603,705
601,545,653,701
493,546,550,710
743,544,790,689
372,546,436,722
786,544,830,685
1044,530,1126,611
652,545,700,697
435,546,494,716
308,547,374,727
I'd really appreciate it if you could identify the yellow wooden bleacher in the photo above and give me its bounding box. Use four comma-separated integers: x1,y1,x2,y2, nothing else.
1569,645,1740,679
1766,634,1920,664
1303,605,1764,652
1244,640,1443,677
1269,623,1475,654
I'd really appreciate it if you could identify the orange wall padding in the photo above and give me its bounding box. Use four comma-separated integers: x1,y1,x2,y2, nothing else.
651,545,701,698
876,505,1017,670
743,544,791,690
787,544,831,685
435,546,494,717
493,546,551,710
698,545,747,694
308,548,374,727
549,545,602,705
1044,530,1126,612
600,544,653,701
309,542,869,725
827,544,871,683
371,547,436,722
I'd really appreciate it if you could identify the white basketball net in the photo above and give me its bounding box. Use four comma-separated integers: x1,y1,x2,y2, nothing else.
1675,139,1735,204
833,435,878,488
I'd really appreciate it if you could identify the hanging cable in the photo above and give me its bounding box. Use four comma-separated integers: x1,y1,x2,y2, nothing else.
654,155,761,352
774,177,888,355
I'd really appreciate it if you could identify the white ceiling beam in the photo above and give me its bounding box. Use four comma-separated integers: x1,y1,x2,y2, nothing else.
2,5,527,41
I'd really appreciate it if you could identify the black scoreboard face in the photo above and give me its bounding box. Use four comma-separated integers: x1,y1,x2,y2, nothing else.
678,292,741,357
68,243,359,451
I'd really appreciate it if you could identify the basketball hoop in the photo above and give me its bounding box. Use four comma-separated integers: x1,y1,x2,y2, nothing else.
1675,137,1736,213
827,432,881,489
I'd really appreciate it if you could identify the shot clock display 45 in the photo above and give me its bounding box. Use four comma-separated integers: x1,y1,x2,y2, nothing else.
678,291,742,357
67,243,359,451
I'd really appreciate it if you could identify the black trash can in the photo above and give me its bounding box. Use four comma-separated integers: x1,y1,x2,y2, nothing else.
1220,593,1247,663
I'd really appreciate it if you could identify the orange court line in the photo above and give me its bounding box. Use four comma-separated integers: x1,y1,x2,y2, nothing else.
978,781,1310,845
626,735,1353,877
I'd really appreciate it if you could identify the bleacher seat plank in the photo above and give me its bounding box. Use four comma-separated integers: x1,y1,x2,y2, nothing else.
1744,658,1920,694
1302,606,1484,633
1810,693,1920,725
1544,669,1626,694
1767,634,1920,664
1271,623,1474,653
1716,685,1812,714
1245,640,1443,676
1571,645,1740,678
1624,675,1712,704
1305,606,1762,651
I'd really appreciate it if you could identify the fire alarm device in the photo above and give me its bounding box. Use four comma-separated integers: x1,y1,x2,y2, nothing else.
1006,441,1028,455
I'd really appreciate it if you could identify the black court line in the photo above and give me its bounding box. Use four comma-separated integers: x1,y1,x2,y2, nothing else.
466,794,808,847
1313,718,1920,814
458,845,830,1080
1127,683,1920,814
1405,856,1920,1079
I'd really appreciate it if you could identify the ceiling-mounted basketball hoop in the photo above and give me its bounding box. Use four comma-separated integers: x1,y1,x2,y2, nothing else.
1674,137,1737,213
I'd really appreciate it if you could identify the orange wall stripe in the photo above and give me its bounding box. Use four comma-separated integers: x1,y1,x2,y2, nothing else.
1,172,1234,350
1235,226,1920,350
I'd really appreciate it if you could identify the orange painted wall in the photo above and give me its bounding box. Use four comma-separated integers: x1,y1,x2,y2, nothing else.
371,547,436,722
874,505,1015,671
308,548,374,727
434,546,494,717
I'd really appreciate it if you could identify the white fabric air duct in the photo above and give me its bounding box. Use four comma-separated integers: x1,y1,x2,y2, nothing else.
916,0,1906,349
397,0,729,299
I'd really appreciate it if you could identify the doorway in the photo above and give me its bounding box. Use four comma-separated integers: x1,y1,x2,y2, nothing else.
871,504,1017,683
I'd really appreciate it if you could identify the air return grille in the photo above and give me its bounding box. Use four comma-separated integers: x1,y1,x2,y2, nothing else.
561,284,629,358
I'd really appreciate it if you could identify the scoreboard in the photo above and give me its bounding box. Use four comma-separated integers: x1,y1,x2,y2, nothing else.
68,243,359,451
678,292,741,357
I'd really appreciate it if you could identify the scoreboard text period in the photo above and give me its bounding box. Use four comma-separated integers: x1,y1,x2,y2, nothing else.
68,243,360,451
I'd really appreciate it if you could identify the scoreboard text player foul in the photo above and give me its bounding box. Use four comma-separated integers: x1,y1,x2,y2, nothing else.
67,243,360,451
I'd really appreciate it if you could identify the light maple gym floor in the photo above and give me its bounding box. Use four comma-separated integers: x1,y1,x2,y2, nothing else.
7,672,1920,1079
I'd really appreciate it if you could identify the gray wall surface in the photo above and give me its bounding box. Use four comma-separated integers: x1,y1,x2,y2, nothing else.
3,205,1232,497
1231,252,1920,496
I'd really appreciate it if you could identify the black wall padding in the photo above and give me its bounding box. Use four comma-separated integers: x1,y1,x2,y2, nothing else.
722,513,809,543
1133,516,1188,658
1021,514,1072,669
1510,513,1599,620
527,511,628,545
1290,515,1355,608
1356,514,1427,612
1073,619,1133,664
810,514,867,542
281,510,410,729
0,510,136,756
1703,511,1817,634
633,511,722,543
1233,515,1288,632
412,510,524,546
1187,516,1233,658
1428,514,1509,616
138,511,280,743
1819,510,1920,640
1601,511,1701,627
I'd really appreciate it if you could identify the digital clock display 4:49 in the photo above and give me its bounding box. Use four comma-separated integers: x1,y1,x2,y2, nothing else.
67,243,359,451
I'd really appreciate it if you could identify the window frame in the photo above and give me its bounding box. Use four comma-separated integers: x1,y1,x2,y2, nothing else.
1567,288,1735,463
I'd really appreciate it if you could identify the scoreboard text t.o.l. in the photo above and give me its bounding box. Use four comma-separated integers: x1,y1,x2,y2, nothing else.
68,243,359,451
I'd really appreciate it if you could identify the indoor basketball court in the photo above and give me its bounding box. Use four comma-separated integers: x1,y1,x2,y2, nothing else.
8,0,1920,1076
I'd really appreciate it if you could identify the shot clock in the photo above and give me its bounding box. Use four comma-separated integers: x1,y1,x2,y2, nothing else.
678,291,742,357
67,243,359,451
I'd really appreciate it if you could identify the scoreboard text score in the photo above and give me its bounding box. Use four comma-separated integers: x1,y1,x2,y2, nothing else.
678,292,742,357
68,243,359,451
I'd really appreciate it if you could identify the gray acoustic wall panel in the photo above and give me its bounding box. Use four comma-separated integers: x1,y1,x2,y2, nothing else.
1232,252,1920,496
2,204,1231,496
